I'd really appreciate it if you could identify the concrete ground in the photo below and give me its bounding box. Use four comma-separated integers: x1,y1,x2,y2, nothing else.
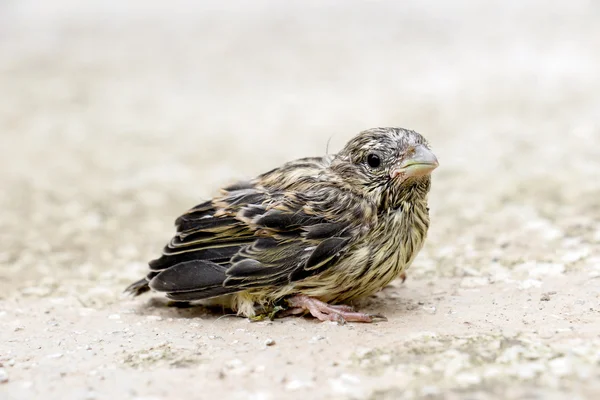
1,1,599,399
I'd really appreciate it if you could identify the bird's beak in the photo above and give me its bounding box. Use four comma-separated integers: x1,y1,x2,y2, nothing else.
390,145,439,179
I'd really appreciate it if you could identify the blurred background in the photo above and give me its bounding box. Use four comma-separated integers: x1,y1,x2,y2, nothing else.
1,1,600,398
1,0,599,299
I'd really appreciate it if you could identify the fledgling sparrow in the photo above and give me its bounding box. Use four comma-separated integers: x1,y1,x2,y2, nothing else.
126,127,438,323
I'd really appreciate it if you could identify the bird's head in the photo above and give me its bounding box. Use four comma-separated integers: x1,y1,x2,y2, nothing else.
331,127,439,210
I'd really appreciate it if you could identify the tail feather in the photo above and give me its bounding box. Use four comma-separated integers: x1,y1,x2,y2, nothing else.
124,278,151,296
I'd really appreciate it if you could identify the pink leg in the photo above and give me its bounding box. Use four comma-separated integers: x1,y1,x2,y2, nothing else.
277,307,306,318
285,295,387,324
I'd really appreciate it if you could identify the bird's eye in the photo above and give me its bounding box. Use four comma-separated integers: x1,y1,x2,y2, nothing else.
366,153,381,168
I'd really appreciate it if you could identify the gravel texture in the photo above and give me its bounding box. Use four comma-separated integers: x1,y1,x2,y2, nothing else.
1,1,599,399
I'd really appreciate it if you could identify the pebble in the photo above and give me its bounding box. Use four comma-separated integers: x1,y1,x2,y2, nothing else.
264,338,275,346
146,315,163,321
108,314,121,320
47,353,64,359
0,368,8,383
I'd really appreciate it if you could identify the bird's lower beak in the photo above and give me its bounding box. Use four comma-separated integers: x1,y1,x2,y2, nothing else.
390,145,439,179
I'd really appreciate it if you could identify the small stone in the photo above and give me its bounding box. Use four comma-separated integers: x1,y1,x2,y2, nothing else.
7,359,15,367
146,315,163,321
47,353,63,359
108,314,121,320
0,368,8,383
264,338,275,346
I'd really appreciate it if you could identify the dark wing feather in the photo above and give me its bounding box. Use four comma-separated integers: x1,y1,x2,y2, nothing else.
127,163,372,301
221,190,360,291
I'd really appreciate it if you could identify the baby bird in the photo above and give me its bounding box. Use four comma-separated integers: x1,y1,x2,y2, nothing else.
126,127,438,323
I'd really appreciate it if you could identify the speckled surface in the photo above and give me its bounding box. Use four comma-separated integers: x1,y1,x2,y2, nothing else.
1,1,599,399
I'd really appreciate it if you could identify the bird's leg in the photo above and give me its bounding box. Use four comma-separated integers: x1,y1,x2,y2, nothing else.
276,307,306,318
285,295,387,324
324,304,356,312
277,303,353,318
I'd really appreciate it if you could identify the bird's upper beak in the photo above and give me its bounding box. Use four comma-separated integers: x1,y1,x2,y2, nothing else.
390,145,439,179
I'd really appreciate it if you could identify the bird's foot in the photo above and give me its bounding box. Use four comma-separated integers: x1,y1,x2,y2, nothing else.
400,272,407,283
284,295,387,324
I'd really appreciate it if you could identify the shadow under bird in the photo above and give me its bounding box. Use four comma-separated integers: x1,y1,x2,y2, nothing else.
126,127,439,323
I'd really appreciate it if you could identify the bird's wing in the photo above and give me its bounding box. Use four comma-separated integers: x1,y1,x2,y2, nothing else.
146,181,370,301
